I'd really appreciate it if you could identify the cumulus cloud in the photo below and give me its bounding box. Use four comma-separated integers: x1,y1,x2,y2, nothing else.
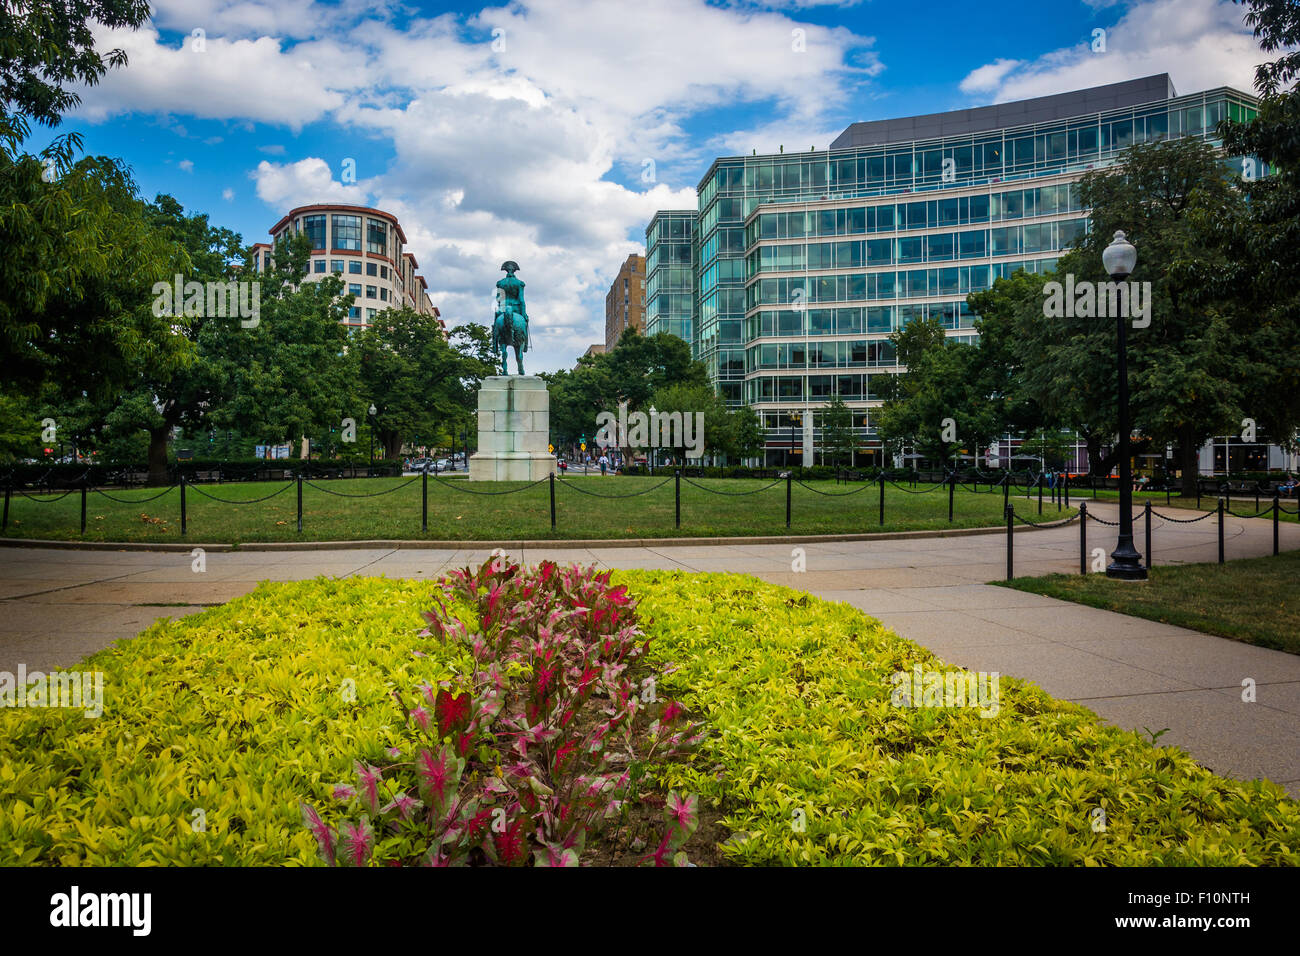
960,0,1260,105
69,0,879,371
178,158,194,171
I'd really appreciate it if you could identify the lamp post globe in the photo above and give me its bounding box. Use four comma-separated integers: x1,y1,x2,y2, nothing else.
1104,230,1147,580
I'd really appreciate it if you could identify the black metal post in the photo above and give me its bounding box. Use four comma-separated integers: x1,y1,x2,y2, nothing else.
785,472,792,529
1105,323,1141,577
948,472,955,523
1002,474,1009,511
297,475,303,533
879,474,885,526
1268,494,1279,561
1080,502,1088,575
1144,499,1151,570
549,472,556,530
675,469,681,529
422,470,428,534
1064,474,1070,510
180,473,187,536
1038,474,1043,515
1218,497,1225,564
1005,503,1014,581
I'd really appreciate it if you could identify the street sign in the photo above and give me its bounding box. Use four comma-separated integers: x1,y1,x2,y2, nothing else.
580,443,586,452
548,443,554,454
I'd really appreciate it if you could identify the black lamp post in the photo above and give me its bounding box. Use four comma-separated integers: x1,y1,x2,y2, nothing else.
788,410,800,468
368,403,377,475
1103,230,1147,580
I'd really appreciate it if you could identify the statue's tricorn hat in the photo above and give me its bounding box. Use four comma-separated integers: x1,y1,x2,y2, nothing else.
500,260,520,273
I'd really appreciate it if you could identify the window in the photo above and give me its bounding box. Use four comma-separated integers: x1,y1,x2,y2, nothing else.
366,308,377,320
367,218,388,256
348,306,361,319
302,215,326,250
332,215,361,251
366,262,378,276
380,265,388,279
366,286,377,298
331,260,344,273
380,289,388,302
313,259,326,273
348,261,362,274
348,283,362,296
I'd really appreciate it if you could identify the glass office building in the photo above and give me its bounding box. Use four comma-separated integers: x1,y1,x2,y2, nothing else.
644,210,698,345
650,75,1263,466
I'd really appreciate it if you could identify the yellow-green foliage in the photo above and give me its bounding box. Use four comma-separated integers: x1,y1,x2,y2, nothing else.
628,571,1300,865
0,578,472,865
1,571,1297,866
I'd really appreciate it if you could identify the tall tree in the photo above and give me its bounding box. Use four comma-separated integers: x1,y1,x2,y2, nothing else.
355,311,496,459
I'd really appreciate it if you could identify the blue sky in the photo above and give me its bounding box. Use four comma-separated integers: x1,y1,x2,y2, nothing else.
33,0,1267,372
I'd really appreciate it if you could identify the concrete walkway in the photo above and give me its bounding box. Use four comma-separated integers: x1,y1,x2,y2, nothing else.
2,499,1298,796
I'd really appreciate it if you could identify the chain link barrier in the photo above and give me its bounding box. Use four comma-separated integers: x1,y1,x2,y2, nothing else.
304,476,420,498
187,482,296,505
91,485,178,504
681,475,785,496
561,476,674,499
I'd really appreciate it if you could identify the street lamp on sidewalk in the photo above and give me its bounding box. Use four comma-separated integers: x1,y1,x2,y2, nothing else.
1102,230,1147,580
368,403,377,475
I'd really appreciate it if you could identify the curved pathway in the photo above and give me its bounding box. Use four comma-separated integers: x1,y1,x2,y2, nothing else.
2,500,1298,796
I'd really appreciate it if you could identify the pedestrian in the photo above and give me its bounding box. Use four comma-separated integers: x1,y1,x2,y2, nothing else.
599,454,609,476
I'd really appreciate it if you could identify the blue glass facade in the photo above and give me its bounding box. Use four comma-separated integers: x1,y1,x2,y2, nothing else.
649,83,1260,463
644,210,697,343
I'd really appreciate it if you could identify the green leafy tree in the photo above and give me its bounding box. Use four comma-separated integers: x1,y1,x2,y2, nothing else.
1206,0,1300,454
1047,137,1248,493
354,310,496,459
876,317,1001,469
820,395,856,468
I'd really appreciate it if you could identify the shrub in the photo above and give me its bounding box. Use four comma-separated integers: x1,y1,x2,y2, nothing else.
302,558,704,866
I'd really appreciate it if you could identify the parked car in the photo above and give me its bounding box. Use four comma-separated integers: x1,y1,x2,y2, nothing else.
434,458,455,472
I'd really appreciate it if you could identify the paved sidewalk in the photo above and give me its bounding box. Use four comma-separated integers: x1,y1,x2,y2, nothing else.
2,499,1297,796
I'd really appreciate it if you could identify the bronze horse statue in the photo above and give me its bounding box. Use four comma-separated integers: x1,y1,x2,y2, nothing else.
492,260,530,375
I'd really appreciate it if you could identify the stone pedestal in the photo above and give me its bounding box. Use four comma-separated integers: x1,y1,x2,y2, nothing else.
469,376,557,481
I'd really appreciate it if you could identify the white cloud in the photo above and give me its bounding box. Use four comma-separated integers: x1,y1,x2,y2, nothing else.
178,158,194,171
959,58,1025,94
222,187,234,200
69,0,880,371
961,0,1260,105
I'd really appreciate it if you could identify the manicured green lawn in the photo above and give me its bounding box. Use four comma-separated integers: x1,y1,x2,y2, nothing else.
0,475,1067,543
997,550,1300,655
3,572,1295,866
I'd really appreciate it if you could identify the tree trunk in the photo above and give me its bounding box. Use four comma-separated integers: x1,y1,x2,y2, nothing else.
1179,425,1200,498
148,427,170,486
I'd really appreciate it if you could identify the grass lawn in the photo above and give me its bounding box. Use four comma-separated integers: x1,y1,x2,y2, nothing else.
0,475,1066,543
997,550,1300,655
2,571,1296,866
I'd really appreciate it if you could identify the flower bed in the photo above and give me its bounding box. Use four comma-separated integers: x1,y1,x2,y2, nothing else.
1,569,1297,865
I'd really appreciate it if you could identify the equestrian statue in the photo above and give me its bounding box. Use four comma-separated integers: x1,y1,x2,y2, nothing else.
492,260,530,375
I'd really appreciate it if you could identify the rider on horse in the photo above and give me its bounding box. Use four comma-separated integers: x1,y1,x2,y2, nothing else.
492,260,530,375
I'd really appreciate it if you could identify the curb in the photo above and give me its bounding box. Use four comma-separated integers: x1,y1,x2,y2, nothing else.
0,520,1068,554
